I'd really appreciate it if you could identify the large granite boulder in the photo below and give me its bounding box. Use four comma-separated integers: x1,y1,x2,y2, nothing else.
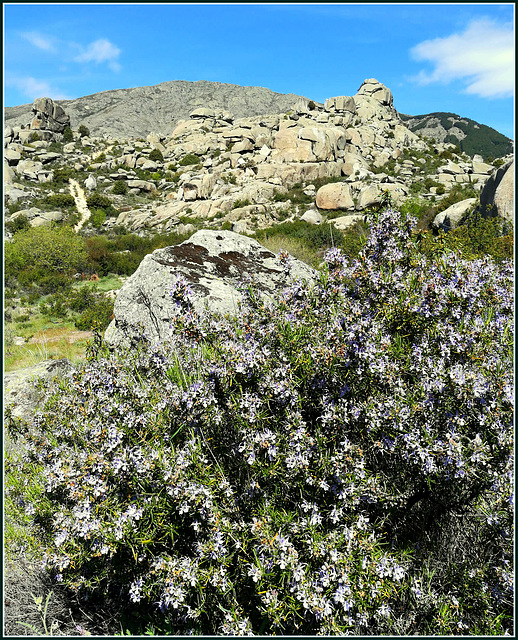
493,161,514,222
356,78,394,107
432,198,477,231
316,182,355,210
30,97,70,133
105,230,317,345
477,160,514,221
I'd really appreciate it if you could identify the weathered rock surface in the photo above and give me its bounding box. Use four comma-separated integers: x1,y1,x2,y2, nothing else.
30,97,70,133
105,230,317,345
316,182,355,210
493,162,514,222
4,78,511,240
477,160,514,221
432,198,477,231
4,359,74,424
5,81,309,139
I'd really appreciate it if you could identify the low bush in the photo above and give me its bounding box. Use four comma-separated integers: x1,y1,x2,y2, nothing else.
78,124,90,138
433,184,477,215
5,214,31,234
416,215,514,263
38,285,114,331
90,208,107,229
74,296,114,331
232,198,251,210
87,192,117,217
148,148,164,163
6,208,512,635
44,193,76,209
112,180,128,195
256,220,344,253
62,126,73,143
51,167,78,186
5,226,88,282
179,153,201,166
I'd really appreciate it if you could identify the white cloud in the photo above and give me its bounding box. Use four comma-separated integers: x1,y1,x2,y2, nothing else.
7,76,71,101
74,38,121,71
21,31,56,52
410,18,514,99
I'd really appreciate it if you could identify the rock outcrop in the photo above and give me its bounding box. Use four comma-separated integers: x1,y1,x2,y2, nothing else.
105,230,317,345
476,160,514,222
30,97,70,134
4,78,512,237
4,80,309,139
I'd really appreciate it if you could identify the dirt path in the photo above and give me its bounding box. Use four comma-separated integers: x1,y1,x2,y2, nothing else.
69,178,91,232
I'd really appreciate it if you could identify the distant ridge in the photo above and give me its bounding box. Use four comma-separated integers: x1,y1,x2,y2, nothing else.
399,112,513,161
4,80,308,139
4,80,512,160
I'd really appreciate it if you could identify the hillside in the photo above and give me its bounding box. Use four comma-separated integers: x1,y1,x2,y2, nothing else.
4,80,309,139
399,112,513,160
5,80,512,160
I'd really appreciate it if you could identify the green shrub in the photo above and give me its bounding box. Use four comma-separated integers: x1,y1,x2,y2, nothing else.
179,153,200,166
62,126,73,143
48,141,63,153
148,148,164,163
5,226,87,280
256,220,344,252
87,192,117,216
90,208,107,229
39,291,69,318
232,198,251,209
5,214,31,234
38,285,114,330
78,124,90,138
417,215,514,263
341,220,369,258
36,272,72,295
6,207,513,635
44,193,76,209
51,167,77,186
75,296,114,331
112,180,128,195
433,184,477,215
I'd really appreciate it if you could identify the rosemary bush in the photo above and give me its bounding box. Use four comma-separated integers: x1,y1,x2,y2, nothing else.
6,208,513,635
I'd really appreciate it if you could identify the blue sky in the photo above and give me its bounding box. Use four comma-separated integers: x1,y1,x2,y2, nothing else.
3,3,515,139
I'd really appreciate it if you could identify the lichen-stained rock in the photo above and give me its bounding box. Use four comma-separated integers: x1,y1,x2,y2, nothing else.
104,230,317,345
324,96,356,114
356,78,394,107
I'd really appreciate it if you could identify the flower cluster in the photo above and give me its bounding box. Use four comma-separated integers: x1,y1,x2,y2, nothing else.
7,207,513,635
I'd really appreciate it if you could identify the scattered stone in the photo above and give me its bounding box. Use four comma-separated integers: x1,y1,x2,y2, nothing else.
433,198,477,231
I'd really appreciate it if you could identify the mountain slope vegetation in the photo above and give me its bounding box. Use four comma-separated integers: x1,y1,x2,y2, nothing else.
400,112,513,160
